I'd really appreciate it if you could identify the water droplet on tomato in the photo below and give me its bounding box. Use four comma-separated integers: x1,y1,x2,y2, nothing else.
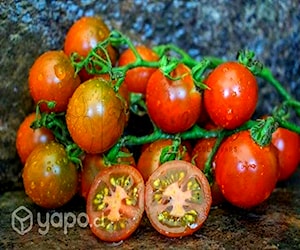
222,67,229,73
226,109,233,121
98,30,104,39
54,64,66,80
38,74,43,81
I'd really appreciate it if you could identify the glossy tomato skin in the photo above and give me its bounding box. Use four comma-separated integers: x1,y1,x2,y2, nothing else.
93,74,130,123
271,127,300,181
146,63,202,133
87,165,144,242
29,50,81,112
204,62,258,129
145,160,212,238
80,148,135,200
137,139,191,182
16,113,55,164
64,16,118,82
66,78,127,154
215,130,279,209
22,141,78,209
192,138,225,206
118,45,159,94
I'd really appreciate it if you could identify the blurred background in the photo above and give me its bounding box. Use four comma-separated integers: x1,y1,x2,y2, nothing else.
1,0,299,192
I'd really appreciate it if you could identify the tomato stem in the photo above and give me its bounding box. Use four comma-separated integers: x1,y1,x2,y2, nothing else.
203,132,226,183
62,30,300,171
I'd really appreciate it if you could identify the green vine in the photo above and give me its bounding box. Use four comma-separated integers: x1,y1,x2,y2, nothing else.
32,30,300,183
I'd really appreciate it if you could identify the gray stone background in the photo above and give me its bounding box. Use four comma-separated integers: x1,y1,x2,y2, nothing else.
0,0,299,192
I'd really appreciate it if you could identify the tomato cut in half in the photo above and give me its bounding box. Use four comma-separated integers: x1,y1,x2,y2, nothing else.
87,165,144,242
145,160,212,238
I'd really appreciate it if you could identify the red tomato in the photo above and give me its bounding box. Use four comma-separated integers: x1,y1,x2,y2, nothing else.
271,127,300,181
16,113,55,164
28,50,81,112
80,148,136,200
137,139,191,182
87,165,144,242
64,16,118,81
215,130,279,208
145,160,212,238
118,45,159,94
204,62,258,129
146,63,202,133
22,141,78,209
192,138,225,206
66,78,128,154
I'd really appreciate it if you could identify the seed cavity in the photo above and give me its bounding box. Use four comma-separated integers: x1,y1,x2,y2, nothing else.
152,172,203,227
92,175,139,232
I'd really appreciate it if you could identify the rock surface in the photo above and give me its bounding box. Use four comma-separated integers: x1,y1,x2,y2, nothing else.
1,170,299,249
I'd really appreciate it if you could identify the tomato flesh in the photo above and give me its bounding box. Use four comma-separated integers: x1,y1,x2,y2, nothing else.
87,165,144,242
145,160,211,238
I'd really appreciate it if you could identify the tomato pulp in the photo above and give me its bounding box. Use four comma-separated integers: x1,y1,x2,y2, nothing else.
87,165,144,242
145,160,212,237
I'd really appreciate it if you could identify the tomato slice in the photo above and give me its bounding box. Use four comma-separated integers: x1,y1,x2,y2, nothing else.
145,160,212,238
86,165,144,242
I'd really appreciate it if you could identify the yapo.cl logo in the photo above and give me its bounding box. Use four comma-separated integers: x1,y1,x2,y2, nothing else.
11,206,33,235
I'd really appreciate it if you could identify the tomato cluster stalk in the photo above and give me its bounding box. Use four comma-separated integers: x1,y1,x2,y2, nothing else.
32,30,300,183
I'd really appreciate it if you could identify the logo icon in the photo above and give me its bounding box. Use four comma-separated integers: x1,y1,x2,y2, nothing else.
11,206,33,235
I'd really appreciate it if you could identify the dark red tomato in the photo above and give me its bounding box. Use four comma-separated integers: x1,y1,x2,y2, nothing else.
80,148,136,200
66,78,128,154
22,141,78,209
87,165,144,242
145,160,211,238
215,130,279,209
271,127,300,181
192,138,225,206
64,16,118,82
16,113,55,164
29,50,81,112
146,63,202,133
118,45,159,94
137,139,191,182
203,62,258,129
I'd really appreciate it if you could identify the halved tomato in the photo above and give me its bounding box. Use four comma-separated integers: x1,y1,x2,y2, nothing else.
145,160,212,238
86,165,144,242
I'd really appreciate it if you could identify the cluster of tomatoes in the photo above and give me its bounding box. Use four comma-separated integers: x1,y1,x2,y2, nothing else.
16,16,300,242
